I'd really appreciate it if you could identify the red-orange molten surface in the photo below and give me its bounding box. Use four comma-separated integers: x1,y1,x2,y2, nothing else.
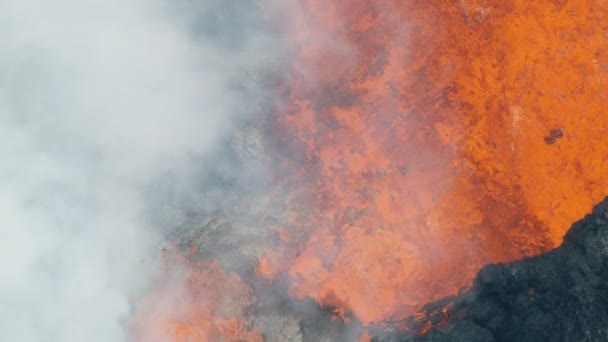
262,0,608,323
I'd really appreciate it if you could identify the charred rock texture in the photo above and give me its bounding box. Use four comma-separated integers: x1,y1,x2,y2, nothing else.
253,277,365,342
374,196,608,342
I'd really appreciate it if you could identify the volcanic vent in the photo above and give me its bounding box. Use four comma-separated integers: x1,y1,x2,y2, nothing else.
131,1,608,341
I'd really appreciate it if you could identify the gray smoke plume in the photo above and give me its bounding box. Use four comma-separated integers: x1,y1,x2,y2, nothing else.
0,0,283,341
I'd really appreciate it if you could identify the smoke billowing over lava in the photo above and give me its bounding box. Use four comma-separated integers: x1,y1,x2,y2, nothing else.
5,0,608,341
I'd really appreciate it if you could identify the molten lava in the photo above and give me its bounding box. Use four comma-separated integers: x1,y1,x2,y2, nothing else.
263,0,608,324
134,0,608,339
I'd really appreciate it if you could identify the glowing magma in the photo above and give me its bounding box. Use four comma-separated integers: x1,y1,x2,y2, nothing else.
261,0,608,323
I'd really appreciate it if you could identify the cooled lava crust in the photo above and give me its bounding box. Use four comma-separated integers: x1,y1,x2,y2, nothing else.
373,196,608,341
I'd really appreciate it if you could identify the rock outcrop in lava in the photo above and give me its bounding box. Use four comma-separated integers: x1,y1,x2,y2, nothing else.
373,196,608,342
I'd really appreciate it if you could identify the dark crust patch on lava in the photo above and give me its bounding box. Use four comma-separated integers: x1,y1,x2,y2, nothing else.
372,196,608,342
544,128,564,145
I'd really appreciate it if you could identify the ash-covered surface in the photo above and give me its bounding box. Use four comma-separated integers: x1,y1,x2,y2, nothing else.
253,277,365,342
373,196,608,342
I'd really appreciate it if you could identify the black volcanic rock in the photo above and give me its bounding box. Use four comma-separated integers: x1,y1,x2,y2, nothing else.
373,196,608,342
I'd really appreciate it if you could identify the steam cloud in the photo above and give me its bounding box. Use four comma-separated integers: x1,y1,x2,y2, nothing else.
0,0,282,341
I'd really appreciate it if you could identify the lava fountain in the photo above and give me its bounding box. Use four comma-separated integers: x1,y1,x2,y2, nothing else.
134,0,608,340
261,0,608,324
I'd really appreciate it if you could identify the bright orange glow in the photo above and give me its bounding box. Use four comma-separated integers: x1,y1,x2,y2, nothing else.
264,0,608,324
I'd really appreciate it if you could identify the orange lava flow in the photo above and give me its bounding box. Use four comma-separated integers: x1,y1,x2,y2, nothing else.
263,0,608,324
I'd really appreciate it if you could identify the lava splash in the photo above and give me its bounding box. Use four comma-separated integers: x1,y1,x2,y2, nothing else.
132,0,608,340
262,0,608,324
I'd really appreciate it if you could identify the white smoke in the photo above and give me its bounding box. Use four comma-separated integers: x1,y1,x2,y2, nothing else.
0,0,281,341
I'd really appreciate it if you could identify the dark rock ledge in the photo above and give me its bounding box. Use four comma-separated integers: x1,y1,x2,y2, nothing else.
373,196,608,342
